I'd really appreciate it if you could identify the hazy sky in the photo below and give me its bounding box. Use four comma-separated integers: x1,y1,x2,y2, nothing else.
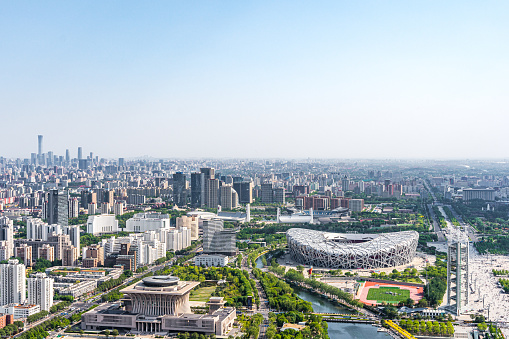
1,1,508,159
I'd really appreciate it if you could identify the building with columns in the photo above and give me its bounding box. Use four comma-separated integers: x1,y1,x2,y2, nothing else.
81,276,235,335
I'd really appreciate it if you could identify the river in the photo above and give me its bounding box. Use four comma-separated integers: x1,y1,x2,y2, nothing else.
256,256,390,339
295,288,392,339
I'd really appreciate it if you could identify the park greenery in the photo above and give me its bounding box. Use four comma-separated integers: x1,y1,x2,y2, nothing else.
80,231,130,248
265,312,329,339
492,269,509,276
475,236,509,255
18,316,70,339
398,319,454,337
253,268,313,312
499,278,509,293
96,270,133,292
422,255,447,307
442,206,460,226
169,266,259,307
239,313,264,339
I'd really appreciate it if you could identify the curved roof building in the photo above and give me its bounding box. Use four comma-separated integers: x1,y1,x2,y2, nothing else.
286,228,418,269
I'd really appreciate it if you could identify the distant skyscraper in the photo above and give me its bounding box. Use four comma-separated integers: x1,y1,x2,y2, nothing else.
233,181,253,204
342,176,350,192
48,189,69,226
172,172,187,206
65,149,70,163
69,198,79,218
0,259,26,306
191,172,205,208
78,147,83,160
38,135,43,155
118,158,125,167
200,168,215,180
205,178,219,207
220,185,239,210
27,273,54,311
261,183,274,203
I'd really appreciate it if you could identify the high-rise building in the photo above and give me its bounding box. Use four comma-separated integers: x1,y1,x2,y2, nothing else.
27,273,54,311
0,216,14,259
114,202,124,216
233,181,253,204
176,216,199,241
261,183,274,203
172,172,187,206
200,168,215,180
83,245,104,268
349,199,364,212
78,147,83,160
38,244,54,262
62,245,79,266
37,135,43,165
220,186,238,210
191,172,205,208
273,187,285,204
205,179,219,208
15,244,32,267
88,203,97,215
65,149,70,163
0,259,26,306
0,241,11,261
69,198,79,218
101,203,110,214
341,176,350,192
202,219,237,256
48,190,68,226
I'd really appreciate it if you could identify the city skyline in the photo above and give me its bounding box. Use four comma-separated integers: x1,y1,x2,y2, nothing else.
1,1,509,159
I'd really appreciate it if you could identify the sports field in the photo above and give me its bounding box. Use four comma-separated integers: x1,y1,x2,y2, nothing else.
366,286,410,303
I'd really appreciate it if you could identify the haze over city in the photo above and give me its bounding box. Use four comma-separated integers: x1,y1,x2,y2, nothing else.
1,1,509,159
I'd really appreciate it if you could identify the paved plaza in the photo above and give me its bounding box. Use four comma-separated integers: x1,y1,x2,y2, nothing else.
467,244,509,325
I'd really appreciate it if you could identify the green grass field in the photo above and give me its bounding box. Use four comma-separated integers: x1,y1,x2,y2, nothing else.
366,286,410,303
189,286,216,302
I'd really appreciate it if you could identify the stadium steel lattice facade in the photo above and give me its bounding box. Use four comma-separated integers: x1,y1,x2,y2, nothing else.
286,228,419,269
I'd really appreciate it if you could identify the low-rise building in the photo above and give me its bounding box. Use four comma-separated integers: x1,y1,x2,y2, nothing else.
194,254,229,267
0,304,40,319
57,279,97,298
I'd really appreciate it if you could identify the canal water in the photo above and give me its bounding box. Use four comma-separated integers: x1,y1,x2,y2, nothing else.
295,287,391,339
257,254,391,338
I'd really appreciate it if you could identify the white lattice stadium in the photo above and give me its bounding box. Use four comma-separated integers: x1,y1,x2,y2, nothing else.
286,228,419,269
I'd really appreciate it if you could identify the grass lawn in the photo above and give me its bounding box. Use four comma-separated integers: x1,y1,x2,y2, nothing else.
189,286,216,302
366,286,410,303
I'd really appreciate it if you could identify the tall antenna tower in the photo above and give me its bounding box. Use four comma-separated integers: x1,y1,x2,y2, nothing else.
446,224,469,315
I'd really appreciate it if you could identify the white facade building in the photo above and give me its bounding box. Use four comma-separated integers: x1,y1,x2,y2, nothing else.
166,227,191,251
194,254,229,267
87,214,119,235
125,213,170,232
27,273,54,311
0,259,26,306
0,304,40,319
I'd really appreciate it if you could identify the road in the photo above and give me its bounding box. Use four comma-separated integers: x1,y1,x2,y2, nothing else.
428,203,446,242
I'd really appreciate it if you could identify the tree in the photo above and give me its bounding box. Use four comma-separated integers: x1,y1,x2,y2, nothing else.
405,297,415,307
80,330,85,337
112,329,119,337
477,323,488,332
103,330,110,337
